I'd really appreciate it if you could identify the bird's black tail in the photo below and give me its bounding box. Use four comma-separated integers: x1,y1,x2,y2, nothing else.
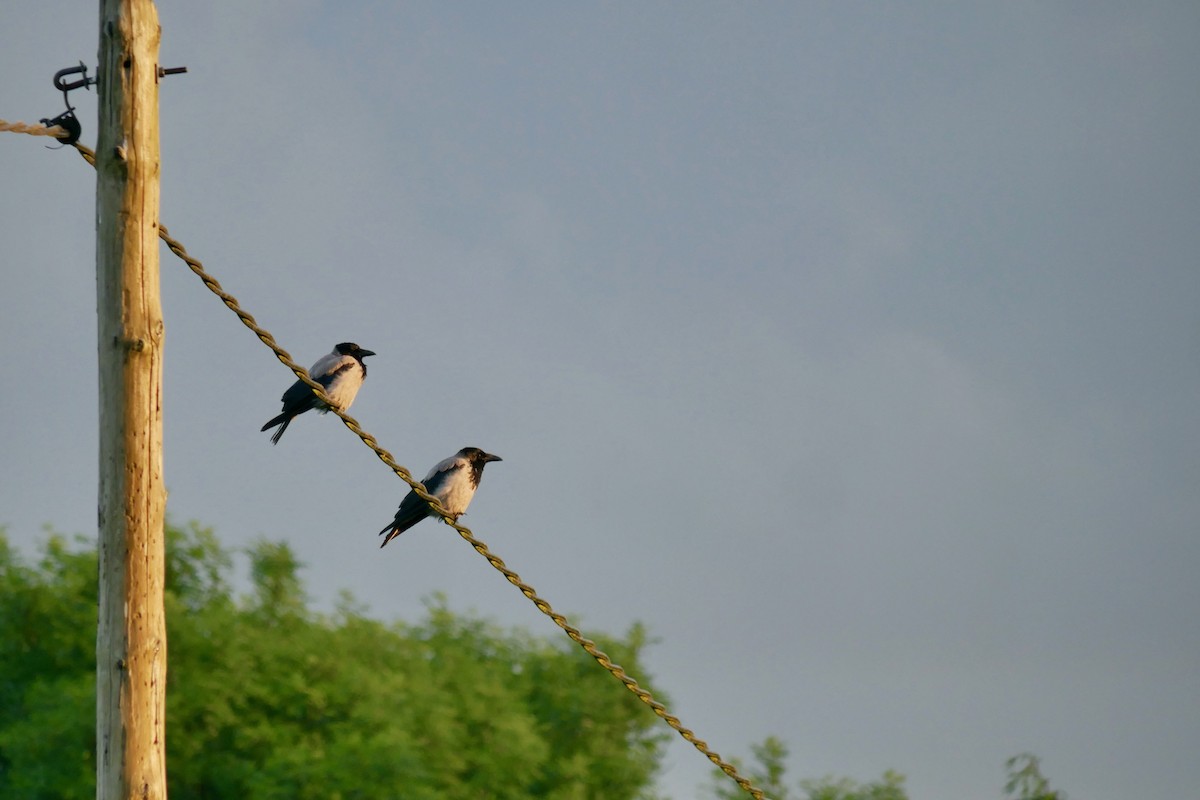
261,413,292,445
379,519,417,548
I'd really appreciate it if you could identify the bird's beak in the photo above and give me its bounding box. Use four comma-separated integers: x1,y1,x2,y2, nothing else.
359,349,376,358
483,453,502,463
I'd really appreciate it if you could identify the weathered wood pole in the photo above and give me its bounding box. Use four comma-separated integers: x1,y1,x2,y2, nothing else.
94,0,166,798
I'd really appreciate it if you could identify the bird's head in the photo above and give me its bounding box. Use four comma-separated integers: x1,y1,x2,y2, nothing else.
336,342,376,360
458,447,502,465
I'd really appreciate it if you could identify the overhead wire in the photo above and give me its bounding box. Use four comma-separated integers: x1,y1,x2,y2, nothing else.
71,141,768,800
0,118,68,137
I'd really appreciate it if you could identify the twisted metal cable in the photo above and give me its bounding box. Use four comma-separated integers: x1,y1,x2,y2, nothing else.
73,142,766,799
0,118,67,137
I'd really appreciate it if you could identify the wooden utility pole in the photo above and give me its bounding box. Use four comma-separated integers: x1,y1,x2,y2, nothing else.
95,0,166,798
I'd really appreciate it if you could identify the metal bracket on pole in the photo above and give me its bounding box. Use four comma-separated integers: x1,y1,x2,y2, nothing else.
40,62,96,146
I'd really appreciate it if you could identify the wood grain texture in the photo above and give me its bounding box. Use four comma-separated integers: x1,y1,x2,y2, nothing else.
95,1,166,798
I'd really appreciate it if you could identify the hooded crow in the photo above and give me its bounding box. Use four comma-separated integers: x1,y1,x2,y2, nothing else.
261,342,375,444
379,447,502,547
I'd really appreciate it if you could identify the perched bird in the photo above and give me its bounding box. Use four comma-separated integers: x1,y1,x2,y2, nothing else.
379,447,502,547
261,342,375,444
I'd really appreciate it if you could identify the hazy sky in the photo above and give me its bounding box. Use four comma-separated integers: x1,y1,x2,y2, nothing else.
2,4,1198,799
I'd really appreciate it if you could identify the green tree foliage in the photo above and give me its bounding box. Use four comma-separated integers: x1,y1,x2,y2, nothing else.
711,737,1070,800
0,524,667,799
707,736,908,800
707,736,795,800
798,772,908,800
1004,753,1065,800
0,532,96,799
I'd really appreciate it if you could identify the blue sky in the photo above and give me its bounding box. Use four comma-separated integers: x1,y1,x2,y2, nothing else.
2,3,1198,798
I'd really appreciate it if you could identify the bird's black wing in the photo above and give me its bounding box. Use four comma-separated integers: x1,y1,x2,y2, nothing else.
261,376,319,441
278,360,353,411
263,353,355,444
278,377,318,413
379,465,456,546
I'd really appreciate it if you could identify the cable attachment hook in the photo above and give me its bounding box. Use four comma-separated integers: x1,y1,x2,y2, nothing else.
41,62,96,146
53,62,96,95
